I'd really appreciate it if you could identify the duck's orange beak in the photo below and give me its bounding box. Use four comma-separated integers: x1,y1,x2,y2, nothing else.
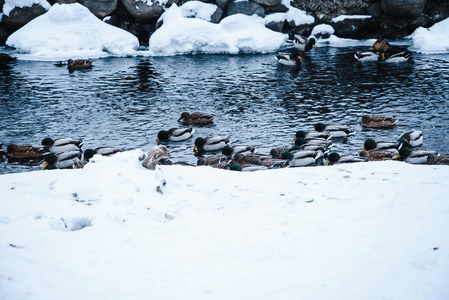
193,145,197,152
43,161,49,169
292,137,297,141
313,44,317,49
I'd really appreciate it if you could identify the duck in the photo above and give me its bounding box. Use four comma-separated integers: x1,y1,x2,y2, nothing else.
157,128,195,142
270,145,293,159
381,51,412,63
67,59,93,70
83,147,122,161
43,151,85,170
275,51,302,66
6,143,49,161
361,114,398,129
232,152,287,169
197,155,231,169
193,136,230,154
325,152,368,165
393,147,437,164
427,153,449,165
178,112,214,125
293,130,332,141
281,150,323,167
139,145,172,170
314,123,355,139
229,163,269,172
373,38,390,57
289,34,317,53
362,139,400,151
222,145,255,158
41,137,83,154
398,130,423,148
354,51,379,62
293,137,333,151
359,149,398,161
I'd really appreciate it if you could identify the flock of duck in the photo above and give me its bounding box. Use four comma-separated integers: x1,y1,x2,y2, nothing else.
275,36,412,66
3,111,446,173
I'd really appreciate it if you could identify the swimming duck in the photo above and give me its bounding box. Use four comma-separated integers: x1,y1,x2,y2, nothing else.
293,130,332,141
275,51,302,66
373,38,390,53
325,152,368,165
270,145,293,158
6,143,49,161
381,51,412,63
359,149,398,161
193,136,229,154
41,138,83,154
281,150,322,167
398,130,423,148
178,112,215,125
233,152,287,169
229,163,269,172
197,155,231,169
354,51,379,62
393,147,437,164
157,128,195,142
222,145,255,158
362,139,400,151
83,147,122,161
43,151,85,169
289,34,317,53
314,123,355,139
427,153,449,165
361,114,398,129
67,59,93,71
139,145,172,170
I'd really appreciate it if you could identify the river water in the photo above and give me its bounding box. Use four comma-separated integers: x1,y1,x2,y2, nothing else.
1,46,449,174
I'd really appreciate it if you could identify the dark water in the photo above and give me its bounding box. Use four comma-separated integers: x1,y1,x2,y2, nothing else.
1,46,449,174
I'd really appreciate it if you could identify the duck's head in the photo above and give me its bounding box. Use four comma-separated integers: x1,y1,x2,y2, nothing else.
193,137,206,152
326,152,341,165
314,123,326,132
293,130,307,141
281,151,293,160
394,147,411,160
179,112,190,120
6,144,18,154
230,164,242,171
222,145,233,157
397,138,410,149
41,137,54,147
309,37,316,48
157,130,170,143
43,153,57,169
363,139,377,151
83,149,95,161
294,138,306,146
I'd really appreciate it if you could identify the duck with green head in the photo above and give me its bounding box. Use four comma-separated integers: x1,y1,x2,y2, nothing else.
42,137,83,154
393,147,437,164
193,136,229,155
398,130,423,148
315,123,355,139
290,34,317,53
157,127,195,143
83,147,122,161
325,152,368,165
282,150,322,167
222,145,255,158
43,151,84,170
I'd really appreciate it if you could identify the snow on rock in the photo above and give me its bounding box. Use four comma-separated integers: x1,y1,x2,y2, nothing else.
2,0,51,16
410,17,449,54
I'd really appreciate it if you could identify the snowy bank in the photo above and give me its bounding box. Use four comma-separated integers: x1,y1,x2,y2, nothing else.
1,150,449,300
409,17,449,54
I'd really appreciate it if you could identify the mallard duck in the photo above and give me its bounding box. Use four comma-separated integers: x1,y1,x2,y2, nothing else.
293,130,332,141
221,145,255,158
197,155,231,169
41,137,83,154
361,114,398,129
178,112,214,125
275,51,302,66
157,128,195,142
139,145,172,170
362,139,400,151
373,39,390,59
325,152,368,165
393,147,437,164
281,150,322,167
193,136,229,154
359,149,398,161
314,123,355,138
67,59,93,70
293,137,333,152
427,153,449,165
381,51,411,63
6,143,49,161
290,34,317,53
43,151,85,169
398,130,423,148
83,147,122,161
233,152,287,168
354,51,379,62
229,163,269,172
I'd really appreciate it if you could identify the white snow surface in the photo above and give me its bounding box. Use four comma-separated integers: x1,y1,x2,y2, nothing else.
409,17,449,53
2,0,51,16
332,15,371,22
1,149,449,300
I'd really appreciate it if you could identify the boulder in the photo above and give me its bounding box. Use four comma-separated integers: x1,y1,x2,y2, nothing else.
265,4,289,14
210,6,224,23
367,1,383,17
1,4,49,27
121,0,164,21
226,0,265,18
252,0,281,7
381,0,427,19
265,20,284,32
55,0,78,3
79,0,118,18
215,0,229,10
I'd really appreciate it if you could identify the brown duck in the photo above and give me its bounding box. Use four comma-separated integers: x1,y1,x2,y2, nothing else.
6,144,49,161
361,114,398,129
178,112,214,125
68,59,93,70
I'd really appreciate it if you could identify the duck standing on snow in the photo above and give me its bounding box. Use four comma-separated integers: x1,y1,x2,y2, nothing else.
178,112,215,125
398,130,423,148
193,136,229,155
67,59,93,71
157,128,195,142
361,114,398,129
275,51,302,66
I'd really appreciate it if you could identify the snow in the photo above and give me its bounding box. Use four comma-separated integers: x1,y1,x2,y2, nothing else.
1,149,449,299
409,17,449,54
180,1,217,22
2,0,51,16
332,15,371,22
